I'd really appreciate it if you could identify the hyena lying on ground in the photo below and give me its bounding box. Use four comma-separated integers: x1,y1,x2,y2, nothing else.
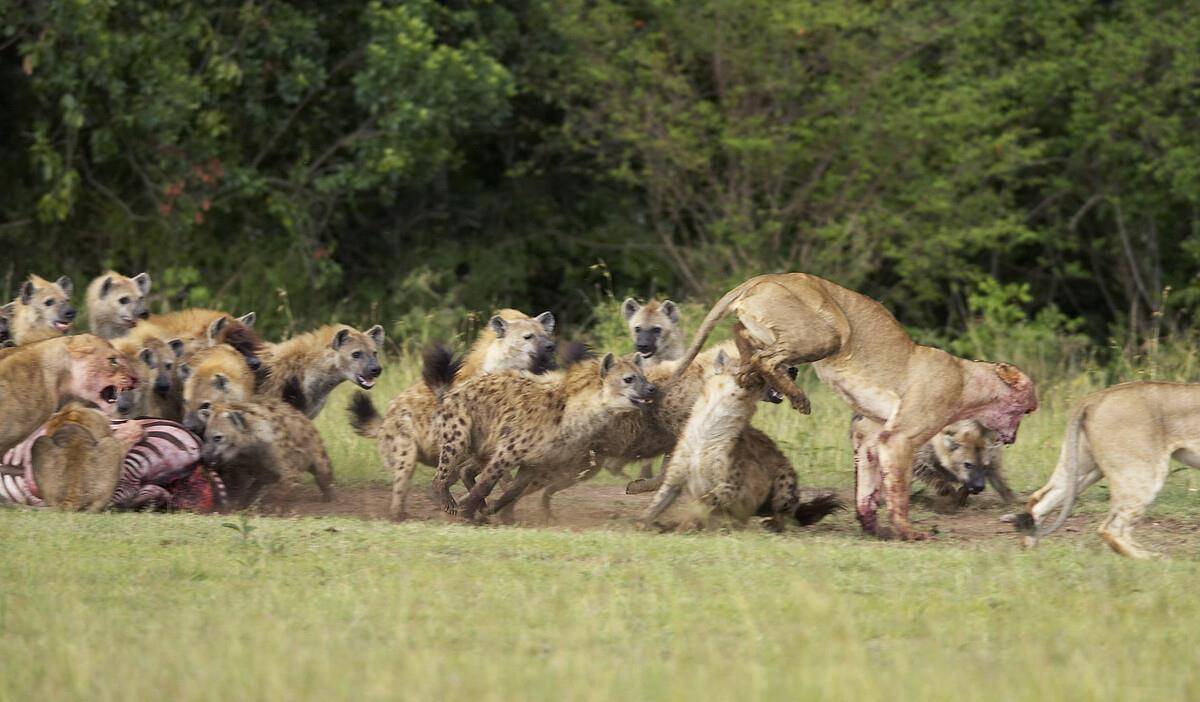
3,274,76,346
348,309,557,520
198,398,335,508
430,352,657,523
86,271,151,340
639,344,841,531
850,415,1014,510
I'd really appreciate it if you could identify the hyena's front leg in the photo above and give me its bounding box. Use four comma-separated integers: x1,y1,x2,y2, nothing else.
481,467,539,522
310,452,336,503
456,448,517,522
987,467,1016,505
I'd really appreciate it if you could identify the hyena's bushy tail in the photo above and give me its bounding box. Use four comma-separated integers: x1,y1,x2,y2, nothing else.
793,492,845,526
421,342,462,399
559,341,594,368
348,392,382,439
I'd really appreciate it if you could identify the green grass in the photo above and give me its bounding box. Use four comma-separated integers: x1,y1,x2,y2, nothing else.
2,511,1199,701
4,352,1200,701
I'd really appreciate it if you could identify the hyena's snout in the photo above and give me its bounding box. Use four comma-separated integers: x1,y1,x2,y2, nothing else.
964,463,987,494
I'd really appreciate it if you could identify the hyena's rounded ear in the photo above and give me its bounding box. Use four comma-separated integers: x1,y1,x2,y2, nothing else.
99,276,115,298
489,315,507,338
661,300,680,324
56,276,74,297
535,311,555,336
168,338,186,358
713,348,729,372
632,353,645,369
178,362,192,382
207,316,229,343
212,374,229,391
237,312,256,328
227,410,247,431
600,352,616,378
132,272,151,296
621,298,640,321
19,279,36,305
331,327,351,350
366,324,385,349
138,348,154,366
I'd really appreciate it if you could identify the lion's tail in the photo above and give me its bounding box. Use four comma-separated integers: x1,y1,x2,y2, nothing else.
670,277,760,382
1024,406,1088,540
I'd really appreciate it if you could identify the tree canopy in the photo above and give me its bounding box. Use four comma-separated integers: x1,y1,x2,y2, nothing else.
3,1,1198,349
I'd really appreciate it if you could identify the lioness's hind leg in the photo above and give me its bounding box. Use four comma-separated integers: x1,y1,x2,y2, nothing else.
1098,458,1167,559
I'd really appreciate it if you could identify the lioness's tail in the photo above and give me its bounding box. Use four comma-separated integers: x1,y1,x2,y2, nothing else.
793,492,845,526
348,392,382,439
1018,405,1088,540
670,277,761,382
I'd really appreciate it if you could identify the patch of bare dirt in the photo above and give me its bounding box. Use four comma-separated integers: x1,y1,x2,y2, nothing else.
252,481,1200,554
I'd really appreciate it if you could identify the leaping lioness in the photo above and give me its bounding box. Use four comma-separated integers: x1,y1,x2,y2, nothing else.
671,272,1038,541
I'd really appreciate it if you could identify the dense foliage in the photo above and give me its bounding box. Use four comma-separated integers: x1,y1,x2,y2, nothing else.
2,1,1198,353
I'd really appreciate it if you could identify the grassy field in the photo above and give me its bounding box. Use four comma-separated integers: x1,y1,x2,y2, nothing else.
3,351,1200,701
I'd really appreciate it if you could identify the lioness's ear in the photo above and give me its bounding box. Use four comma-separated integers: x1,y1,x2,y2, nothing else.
535,311,555,336
132,272,151,296
19,280,35,305
50,423,98,449
621,298,640,321
366,324,385,349
661,300,680,324
237,312,256,328
489,315,507,339
994,362,1026,388
600,352,615,378
168,338,186,357
207,316,228,343
56,276,74,297
331,328,351,350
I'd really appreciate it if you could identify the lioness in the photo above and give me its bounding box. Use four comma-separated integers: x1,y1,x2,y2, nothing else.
673,272,1038,540
0,334,139,455
1014,381,1200,559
